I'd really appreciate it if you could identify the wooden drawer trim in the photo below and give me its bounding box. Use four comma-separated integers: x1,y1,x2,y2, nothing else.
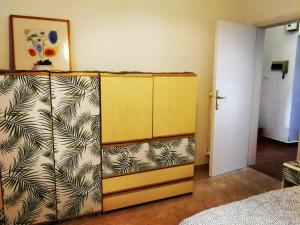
0,182,3,209
152,133,196,139
103,179,193,212
100,73,153,78
103,164,194,194
102,134,195,148
103,162,194,179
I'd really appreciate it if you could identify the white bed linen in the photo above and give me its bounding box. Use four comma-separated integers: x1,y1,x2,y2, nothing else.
180,186,300,225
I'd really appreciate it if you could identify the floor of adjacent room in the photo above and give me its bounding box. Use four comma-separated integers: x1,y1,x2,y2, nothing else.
251,137,298,180
61,166,280,225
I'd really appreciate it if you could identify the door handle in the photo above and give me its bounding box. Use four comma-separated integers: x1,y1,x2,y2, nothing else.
216,90,226,110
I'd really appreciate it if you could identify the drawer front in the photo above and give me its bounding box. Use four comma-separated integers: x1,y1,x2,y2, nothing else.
103,164,194,194
103,180,193,212
102,136,195,177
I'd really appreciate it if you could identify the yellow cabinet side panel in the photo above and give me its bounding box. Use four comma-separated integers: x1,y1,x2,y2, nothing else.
103,164,194,194
103,180,193,212
153,76,197,137
101,74,153,143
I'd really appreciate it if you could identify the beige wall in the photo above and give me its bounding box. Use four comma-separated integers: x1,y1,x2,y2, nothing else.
247,0,300,26
0,0,250,165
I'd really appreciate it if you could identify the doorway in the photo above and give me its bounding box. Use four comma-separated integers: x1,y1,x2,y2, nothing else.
209,19,300,178
250,22,300,180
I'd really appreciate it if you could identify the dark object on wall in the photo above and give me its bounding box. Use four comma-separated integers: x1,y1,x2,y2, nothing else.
271,60,289,79
286,22,299,32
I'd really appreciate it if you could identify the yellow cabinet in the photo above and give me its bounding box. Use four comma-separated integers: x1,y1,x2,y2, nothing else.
101,73,153,144
153,74,197,137
0,183,3,211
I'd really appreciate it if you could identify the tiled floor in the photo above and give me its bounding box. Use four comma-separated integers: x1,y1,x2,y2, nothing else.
251,137,298,180
60,166,280,225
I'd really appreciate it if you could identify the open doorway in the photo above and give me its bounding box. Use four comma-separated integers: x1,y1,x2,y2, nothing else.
251,22,300,180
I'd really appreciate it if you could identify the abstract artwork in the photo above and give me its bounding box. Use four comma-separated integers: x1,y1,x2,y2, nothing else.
26,29,58,65
10,15,71,71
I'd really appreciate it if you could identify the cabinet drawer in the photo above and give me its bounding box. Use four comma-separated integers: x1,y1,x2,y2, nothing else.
102,136,195,178
103,164,194,194
103,179,193,212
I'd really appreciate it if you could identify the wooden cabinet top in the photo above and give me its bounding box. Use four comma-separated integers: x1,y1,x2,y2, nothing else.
0,71,197,77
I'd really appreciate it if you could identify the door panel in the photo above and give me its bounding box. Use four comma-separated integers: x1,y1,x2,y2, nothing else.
51,73,102,219
210,21,257,177
0,72,57,224
153,75,197,137
101,74,153,143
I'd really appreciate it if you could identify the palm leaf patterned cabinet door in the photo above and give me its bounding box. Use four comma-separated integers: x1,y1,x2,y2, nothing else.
0,72,57,224
50,72,102,220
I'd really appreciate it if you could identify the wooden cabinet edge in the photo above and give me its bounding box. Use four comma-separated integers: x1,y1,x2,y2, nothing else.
102,134,195,147
0,182,3,210
103,179,194,212
0,71,49,76
0,71,101,77
101,73,153,78
50,72,99,76
152,133,196,140
152,73,197,77
100,72,196,77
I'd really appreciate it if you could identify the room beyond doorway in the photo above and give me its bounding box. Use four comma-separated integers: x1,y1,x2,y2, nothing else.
251,137,298,180
251,22,300,180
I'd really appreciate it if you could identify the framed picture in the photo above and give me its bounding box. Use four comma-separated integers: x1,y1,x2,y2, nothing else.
10,15,71,71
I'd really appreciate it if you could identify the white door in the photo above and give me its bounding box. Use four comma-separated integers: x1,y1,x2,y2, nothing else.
209,21,257,177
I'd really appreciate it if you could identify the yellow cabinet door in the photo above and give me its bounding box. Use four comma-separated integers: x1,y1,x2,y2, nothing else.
153,74,197,137
101,73,153,143
0,183,3,211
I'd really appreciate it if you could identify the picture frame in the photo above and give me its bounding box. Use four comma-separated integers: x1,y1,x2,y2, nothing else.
10,15,71,71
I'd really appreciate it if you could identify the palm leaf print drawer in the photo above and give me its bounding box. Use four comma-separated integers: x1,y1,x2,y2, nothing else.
102,136,195,178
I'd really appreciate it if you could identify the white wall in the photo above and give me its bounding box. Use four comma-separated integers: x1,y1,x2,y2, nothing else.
0,0,251,165
259,24,300,143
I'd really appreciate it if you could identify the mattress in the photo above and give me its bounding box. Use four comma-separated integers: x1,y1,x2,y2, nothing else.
179,186,300,225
